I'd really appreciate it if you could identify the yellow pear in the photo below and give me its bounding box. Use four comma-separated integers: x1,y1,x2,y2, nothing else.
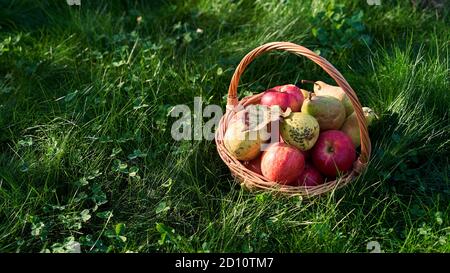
224,107,271,161
300,89,315,100
224,119,263,161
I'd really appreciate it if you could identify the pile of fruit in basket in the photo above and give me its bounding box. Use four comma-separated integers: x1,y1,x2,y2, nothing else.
224,81,376,187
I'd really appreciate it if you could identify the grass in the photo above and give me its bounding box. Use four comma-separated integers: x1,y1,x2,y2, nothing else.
0,0,449,253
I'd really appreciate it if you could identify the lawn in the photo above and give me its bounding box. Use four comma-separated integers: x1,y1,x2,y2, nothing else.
0,0,449,253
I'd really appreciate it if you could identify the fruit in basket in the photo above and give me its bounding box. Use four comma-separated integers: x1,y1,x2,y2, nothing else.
280,112,320,151
279,84,304,108
300,89,315,100
340,107,377,148
260,84,304,112
224,112,266,161
301,95,346,130
261,142,305,185
244,154,263,175
311,130,356,177
362,107,377,126
313,81,354,117
296,163,324,187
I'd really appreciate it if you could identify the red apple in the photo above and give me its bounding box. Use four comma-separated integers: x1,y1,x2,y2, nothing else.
261,143,305,185
295,163,324,186
244,154,263,175
260,84,303,112
311,130,356,177
279,84,304,110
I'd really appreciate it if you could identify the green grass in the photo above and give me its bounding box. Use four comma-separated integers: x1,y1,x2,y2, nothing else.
0,0,449,253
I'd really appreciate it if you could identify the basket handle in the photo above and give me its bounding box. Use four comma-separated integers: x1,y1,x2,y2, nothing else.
226,41,371,166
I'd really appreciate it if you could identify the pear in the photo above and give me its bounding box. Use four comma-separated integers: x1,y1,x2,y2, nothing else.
340,107,377,148
280,112,320,151
224,119,263,161
224,107,272,161
301,95,346,130
313,81,354,117
300,89,315,100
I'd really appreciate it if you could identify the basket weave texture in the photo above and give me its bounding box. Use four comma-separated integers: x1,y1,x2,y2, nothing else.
215,42,371,197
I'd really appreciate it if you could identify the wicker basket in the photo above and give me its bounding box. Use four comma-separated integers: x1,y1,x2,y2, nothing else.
215,42,371,197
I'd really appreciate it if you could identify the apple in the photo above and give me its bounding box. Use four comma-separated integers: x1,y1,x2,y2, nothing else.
261,142,305,185
260,84,304,112
244,154,263,175
311,130,356,177
296,163,324,186
278,84,304,109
